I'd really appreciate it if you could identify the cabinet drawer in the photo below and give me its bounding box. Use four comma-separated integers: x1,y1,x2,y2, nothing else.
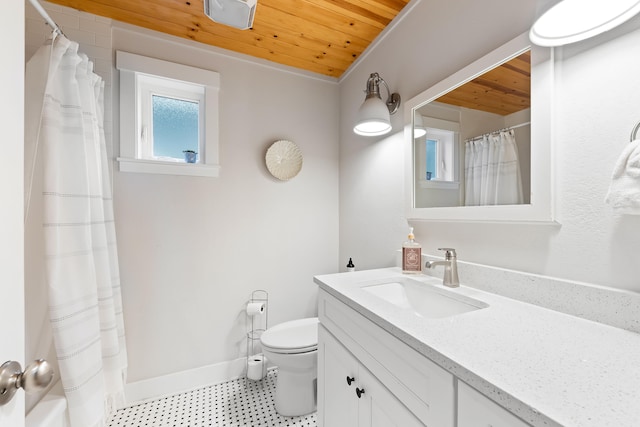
458,382,531,427
318,290,455,427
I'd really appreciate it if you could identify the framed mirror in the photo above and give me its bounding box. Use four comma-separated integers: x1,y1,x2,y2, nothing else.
404,33,557,223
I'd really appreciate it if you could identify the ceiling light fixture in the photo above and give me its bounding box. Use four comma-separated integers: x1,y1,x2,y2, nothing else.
204,0,257,30
353,73,401,137
530,0,640,46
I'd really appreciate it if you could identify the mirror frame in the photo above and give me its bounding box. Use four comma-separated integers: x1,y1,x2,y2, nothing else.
404,33,557,224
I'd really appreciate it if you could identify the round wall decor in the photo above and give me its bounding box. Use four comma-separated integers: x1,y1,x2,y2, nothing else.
265,140,303,181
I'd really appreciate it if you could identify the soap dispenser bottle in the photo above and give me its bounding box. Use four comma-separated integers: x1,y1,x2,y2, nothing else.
402,227,422,274
346,258,355,272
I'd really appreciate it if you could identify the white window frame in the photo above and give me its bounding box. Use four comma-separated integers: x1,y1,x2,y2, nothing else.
424,129,454,181
116,51,220,177
417,117,460,190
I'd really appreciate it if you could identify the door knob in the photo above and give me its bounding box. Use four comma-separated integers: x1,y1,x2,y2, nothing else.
0,359,54,406
355,387,365,398
346,376,355,386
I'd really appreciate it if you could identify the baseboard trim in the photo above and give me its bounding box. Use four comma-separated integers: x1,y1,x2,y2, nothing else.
124,358,247,407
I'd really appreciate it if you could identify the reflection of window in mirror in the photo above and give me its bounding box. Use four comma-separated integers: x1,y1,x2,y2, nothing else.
424,128,455,182
425,139,437,180
414,113,460,193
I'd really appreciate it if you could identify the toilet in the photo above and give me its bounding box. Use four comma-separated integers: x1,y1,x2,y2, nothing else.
260,317,318,417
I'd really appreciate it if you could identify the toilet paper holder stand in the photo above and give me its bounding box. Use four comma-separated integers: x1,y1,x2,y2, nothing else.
246,290,268,385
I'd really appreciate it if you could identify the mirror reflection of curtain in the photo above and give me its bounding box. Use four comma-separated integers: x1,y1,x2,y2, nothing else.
464,129,523,206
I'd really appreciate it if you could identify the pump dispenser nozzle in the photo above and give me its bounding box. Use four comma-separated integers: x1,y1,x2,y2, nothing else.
346,258,355,272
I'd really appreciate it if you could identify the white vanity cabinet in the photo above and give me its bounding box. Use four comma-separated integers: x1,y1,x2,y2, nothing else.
318,323,358,426
458,382,531,427
319,325,424,427
317,289,455,427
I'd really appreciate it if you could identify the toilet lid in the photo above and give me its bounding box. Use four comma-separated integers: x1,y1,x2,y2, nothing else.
260,317,318,353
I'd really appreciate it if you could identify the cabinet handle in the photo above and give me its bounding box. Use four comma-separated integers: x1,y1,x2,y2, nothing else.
356,387,365,398
346,376,355,386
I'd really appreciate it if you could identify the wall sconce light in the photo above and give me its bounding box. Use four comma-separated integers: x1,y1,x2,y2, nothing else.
530,0,640,46
353,73,401,136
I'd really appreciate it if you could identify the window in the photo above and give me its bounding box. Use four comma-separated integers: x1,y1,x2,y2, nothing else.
424,128,455,182
414,117,460,190
137,74,204,163
151,95,199,159
116,51,220,177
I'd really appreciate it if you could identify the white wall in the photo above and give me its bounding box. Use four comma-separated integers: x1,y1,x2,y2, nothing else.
111,26,339,382
25,3,339,385
339,0,548,271
339,0,640,293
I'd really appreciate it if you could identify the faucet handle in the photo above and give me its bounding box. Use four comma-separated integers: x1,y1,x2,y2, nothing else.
438,248,457,259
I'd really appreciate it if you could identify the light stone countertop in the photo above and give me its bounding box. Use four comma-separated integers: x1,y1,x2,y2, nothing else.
314,267,640,427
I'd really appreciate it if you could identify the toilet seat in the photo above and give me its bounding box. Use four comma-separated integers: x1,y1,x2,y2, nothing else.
260,317,318,354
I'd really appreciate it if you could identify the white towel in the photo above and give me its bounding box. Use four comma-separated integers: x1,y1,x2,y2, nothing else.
605,139,640,214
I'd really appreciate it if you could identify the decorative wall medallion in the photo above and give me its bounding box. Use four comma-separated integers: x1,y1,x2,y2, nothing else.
265,140,303,181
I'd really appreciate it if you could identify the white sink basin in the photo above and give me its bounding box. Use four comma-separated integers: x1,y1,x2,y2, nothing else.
361,277,488,318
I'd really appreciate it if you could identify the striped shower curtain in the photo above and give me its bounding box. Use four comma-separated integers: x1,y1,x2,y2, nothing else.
25,35,127,427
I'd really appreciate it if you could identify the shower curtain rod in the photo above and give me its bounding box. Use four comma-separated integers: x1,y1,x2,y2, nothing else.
28,0,64,36
465,121,531,143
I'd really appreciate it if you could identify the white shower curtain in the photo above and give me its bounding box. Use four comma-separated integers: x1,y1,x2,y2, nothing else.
464,129,523,206
25,35,127,427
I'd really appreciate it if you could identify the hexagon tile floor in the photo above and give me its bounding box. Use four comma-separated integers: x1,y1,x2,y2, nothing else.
107,370,317,427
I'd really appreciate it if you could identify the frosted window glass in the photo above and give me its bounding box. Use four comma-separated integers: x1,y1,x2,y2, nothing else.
152,95,199,160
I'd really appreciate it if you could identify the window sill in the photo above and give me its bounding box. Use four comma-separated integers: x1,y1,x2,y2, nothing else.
117,157,220,177
418,180,460,190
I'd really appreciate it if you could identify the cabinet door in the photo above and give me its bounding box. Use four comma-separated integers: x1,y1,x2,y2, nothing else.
358,366,424,427
458,382,531,427
318,325,359,427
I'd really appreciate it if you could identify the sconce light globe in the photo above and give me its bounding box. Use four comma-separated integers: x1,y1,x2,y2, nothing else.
353,72,400,137
354,96,392,136
413,127,427,138
413,113,427,138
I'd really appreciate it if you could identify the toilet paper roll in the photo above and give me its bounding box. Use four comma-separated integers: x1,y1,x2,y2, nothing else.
246,302,265,316
247,354,268,380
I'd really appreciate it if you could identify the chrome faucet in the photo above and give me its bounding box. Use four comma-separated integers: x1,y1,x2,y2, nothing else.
425,248,459,288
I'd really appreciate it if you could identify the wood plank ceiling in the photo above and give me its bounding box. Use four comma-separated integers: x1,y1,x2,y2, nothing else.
47,0,411,78
435,51,531,116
